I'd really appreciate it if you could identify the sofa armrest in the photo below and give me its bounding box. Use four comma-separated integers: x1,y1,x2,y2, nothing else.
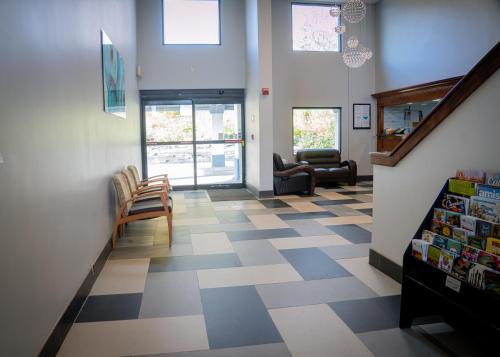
298,160,309,166
341,160,357,185
273,165,316,196
284,162,299,170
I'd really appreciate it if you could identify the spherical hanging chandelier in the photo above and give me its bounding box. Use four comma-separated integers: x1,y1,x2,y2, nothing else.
329,6,342,18
342,0,366,24
343,46,367,68
347,36,359,49
335,25,346,34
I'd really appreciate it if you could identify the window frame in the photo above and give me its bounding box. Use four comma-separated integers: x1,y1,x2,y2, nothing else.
291,2,343,53
292,106,342,155
162,0,222,46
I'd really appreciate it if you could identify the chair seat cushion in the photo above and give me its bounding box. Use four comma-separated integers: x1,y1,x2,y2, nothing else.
129,197,173,215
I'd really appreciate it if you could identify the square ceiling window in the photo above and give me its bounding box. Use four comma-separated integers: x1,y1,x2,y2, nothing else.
163,0,220,45
292,3,341,52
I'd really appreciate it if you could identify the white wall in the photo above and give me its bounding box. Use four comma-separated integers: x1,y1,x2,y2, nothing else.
271,0,377,175
136,0,246,89
375,0,500,92
372,69,500,265
0,0,140,355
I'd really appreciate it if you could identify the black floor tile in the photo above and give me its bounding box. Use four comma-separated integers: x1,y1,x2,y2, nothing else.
226,228,300,241
149,254,241,272
329,295,401,333
327,224,372,244
201,286,283,349
260,199,291,208
76,293,142,323
338,190,373,195
313,199,362,206
280,248,352,280
276,211,336,220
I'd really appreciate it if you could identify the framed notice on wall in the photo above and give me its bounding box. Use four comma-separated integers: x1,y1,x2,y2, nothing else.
353,103,371,129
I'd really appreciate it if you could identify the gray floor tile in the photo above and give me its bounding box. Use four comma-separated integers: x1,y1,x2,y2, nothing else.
327,224,372,244
321,243,371,260
76,293,142,323
139,343,291,357
357,208,373,216
357,328,445,357
139,271,202,318
226,228,300,241
201,286,283,349
280,248,352,280
190,222,256,234
184,191,208,199
149,254,241,272
215,210,250,224
276,211,335,220
286,219,334,237
110,244,193,260
329,295,401,333
325,205,365,216
256,277,377,309
232,240,287,266
313,199,362,206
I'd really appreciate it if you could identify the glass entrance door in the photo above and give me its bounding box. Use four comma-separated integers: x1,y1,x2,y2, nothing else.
143,100,244,189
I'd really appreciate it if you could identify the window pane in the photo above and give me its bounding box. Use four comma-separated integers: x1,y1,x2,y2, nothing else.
147,144,195,186
293,108,341,154
292,4,340,52
145,104,193,143
196,143,243,185
163,0,220,45
195,104,242,141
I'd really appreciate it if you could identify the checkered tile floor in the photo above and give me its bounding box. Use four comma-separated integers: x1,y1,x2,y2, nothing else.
58,183,485,356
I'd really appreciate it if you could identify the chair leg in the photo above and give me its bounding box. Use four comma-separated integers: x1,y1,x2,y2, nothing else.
167,213,173,247
118,224,124,238
112,224,119,249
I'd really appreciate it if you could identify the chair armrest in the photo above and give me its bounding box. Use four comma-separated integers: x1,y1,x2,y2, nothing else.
148,174,168,179
134,185,168,195
273,165,315,177
298,161,309,166
341,160,357,184
284,162,299,170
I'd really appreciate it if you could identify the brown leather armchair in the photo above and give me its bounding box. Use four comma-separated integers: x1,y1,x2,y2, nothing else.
273,153,316,196
296,149,357,186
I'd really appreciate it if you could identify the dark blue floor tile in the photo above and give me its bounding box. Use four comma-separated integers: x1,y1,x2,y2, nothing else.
313,199,361,206
276,211,336,220
280,248,352,280
201,286,283,349
260,199,290,208
149,254,241,272
226,228,300,241
327,224,372,244
357,208,372,216
329,295,401,333
76,293,142,322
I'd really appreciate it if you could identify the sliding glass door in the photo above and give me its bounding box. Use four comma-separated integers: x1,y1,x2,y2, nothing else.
142,94,245,189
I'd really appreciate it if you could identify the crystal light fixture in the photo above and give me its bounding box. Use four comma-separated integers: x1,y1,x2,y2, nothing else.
335,24,346,34
329,6,342,18
343,46,366,68
342,0,367,23
347,36,359,48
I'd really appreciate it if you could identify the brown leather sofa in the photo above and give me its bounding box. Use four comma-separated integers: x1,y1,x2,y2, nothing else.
296,149,357,186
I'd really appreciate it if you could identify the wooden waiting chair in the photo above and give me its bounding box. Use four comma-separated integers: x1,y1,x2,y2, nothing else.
112,172,173,248
127,165,170,190
121,169,169,203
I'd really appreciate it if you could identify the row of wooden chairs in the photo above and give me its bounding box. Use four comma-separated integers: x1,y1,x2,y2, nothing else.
111,166,173,248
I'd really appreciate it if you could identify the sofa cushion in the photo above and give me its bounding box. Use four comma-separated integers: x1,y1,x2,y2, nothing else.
314,167,350,179
296,149,341,167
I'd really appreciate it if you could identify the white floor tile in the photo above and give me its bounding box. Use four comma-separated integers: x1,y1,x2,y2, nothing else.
58,315,209,357
197,264,303,289
90,258,149,296
316,215,373,226
336,257,401,296
191,232,234,255
269,304,373,357
247,214,289,229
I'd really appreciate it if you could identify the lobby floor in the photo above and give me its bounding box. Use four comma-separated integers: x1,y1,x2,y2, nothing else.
58,183,485,356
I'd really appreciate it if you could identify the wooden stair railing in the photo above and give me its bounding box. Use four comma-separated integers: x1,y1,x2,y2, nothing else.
371,41,500,167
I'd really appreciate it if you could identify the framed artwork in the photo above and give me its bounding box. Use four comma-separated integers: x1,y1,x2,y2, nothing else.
101,30,126,118
353,103,371,129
